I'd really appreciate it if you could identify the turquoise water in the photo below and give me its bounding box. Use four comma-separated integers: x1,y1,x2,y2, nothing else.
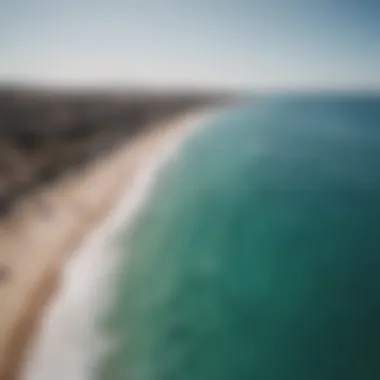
102,95,380,380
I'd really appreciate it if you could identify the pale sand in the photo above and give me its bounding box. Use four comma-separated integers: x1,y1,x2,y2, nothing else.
0,110,216,380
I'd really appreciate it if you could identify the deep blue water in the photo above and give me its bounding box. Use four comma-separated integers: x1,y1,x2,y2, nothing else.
102,94,380,380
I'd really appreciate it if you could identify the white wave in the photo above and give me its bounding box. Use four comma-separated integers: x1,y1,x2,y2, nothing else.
21,113,214,380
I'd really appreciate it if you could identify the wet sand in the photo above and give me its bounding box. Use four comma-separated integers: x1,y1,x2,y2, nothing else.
0,110,214,380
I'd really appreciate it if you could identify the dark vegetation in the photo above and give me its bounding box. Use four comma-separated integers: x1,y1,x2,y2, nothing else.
0,85,237,215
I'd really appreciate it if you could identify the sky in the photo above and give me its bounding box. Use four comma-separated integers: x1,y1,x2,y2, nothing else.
0,0,379,90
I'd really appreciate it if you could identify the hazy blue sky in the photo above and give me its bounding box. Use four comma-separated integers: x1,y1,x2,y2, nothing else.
1,0,379,89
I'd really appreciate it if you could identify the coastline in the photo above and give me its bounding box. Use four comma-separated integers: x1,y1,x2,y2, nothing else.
0,108,217,380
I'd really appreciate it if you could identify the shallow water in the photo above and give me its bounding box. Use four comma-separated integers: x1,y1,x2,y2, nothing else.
21,115,211,380
103,94,380,380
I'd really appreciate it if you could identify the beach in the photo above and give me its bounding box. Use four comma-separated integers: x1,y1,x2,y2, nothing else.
0,110,215,380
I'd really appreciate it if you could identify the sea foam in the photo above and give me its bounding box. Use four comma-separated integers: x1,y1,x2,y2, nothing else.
21,113,213,380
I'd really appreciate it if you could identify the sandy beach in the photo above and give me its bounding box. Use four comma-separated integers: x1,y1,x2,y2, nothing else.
0,110,215,380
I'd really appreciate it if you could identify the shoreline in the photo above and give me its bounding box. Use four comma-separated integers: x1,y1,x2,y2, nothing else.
0,85,236,218
0,108,217,380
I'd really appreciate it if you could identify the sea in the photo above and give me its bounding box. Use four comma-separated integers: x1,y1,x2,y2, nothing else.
24,93,380,380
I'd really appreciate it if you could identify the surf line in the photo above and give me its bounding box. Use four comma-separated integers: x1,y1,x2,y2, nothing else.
21,111,216,380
